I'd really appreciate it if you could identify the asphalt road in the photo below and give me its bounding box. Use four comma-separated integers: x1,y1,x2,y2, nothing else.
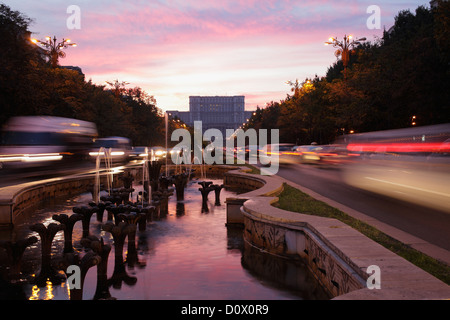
0,161,97,188
273,162,450,252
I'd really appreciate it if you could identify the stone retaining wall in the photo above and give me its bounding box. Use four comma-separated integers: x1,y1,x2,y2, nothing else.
0,164,238,228
1,164,448,299
224,167,450,300
0,172,123,228
242,198,366,298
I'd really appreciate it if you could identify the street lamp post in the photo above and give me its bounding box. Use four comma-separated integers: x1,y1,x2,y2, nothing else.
324,35,366,80
31,36,77,68
286,79,301,97
106,79,130,98
286,79,313,97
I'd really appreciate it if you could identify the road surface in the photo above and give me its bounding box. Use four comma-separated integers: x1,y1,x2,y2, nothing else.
273,163,450,252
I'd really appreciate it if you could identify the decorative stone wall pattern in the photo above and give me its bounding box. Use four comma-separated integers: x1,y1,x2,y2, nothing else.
243,213,365,298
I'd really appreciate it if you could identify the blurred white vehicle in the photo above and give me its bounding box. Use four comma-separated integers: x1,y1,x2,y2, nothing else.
260,143,297,165
130,146,150,160
148,146,167,161
89,136,132,163
339,123,450,213
295,145,321,163
0,116,97,169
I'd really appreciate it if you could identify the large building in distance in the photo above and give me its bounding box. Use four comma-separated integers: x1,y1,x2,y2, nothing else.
167,96,254,139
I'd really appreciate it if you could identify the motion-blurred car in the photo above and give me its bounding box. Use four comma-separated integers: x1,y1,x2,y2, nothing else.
148,146,167,161
89,136,132,163
295,144,350,165
129,146,150,160
295,145,321,163
0,116,97,170
314,145,350,166
340,123,450,214
260,143,297,165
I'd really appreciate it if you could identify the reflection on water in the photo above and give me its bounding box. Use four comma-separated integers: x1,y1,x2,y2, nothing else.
0,179,330,300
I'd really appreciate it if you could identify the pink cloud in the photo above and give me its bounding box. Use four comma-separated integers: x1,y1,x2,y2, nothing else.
34,0,429,111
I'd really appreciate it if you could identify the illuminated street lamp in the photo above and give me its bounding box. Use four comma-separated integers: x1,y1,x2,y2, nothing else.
106,79,130,98
31,36,77,68
286,79,313,97
302,79,313,91
286,79,301,97
324,35,366,80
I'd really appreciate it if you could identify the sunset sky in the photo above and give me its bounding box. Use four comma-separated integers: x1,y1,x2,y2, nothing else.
3,0,431,112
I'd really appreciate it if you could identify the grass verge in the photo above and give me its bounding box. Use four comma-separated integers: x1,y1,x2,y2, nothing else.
229,161,260,175
274,183,450,285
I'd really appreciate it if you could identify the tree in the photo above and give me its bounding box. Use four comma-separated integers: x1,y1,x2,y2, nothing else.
0,4,45,125
121,87,163,146
0,4,167,147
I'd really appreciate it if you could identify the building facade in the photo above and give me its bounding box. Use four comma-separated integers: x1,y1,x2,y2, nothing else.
168,96,253,139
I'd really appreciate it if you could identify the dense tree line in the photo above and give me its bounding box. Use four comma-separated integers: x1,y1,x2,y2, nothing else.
246,2,450,145
2,3,449,148
0,4,165,147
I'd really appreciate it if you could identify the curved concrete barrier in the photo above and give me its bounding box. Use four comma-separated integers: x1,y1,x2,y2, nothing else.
0,163,237,228
224,167,450,300
1,164,448,299
0,171,124,228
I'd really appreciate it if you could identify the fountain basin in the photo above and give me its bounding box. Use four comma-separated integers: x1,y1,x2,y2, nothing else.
0,170,124,228
0,174,330,300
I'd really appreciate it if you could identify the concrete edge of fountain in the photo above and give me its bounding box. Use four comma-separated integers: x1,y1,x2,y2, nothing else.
223,167,450,300
0,163,234,228
1,164,448,300
0,169,125,228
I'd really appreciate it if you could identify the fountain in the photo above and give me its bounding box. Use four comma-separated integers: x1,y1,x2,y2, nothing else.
197,181,224,211
29,222,66,287
72,206,98,238
119,172,134,190
0,237,38,282
52,213,83,253
101,221,137,290
173,173,189,201
80,236,113,300
89,201,108,222
118,212,140,267
64,251,101,300
0,161,332,300
140,147,151,203
211,184,224,206
93,147,107,203
198,182,214,213
158,175,172,191
152,190,173,215
147,160,162,195
131,204,155,231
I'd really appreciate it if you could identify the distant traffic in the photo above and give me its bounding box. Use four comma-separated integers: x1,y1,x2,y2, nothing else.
1,116,449,213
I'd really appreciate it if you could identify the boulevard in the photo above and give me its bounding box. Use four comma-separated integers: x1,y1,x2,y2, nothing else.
274,162,450,253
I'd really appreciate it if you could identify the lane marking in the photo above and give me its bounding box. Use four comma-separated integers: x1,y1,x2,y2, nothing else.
364,177,450,198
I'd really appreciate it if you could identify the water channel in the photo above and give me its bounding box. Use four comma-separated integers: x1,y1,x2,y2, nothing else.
0,177,330,300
